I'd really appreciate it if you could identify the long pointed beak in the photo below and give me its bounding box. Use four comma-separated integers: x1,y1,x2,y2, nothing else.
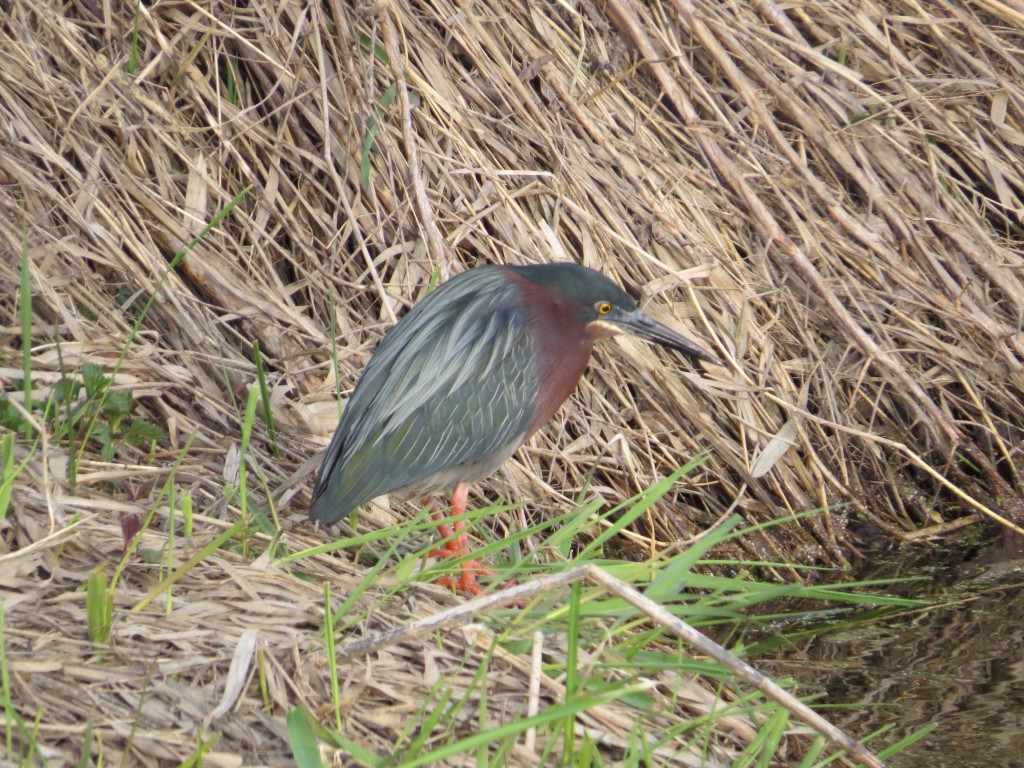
612,308,720,365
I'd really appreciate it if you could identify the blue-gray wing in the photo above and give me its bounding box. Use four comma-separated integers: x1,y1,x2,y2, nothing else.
309,267,538,524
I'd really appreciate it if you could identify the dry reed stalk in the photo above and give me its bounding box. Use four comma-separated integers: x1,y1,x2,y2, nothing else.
2,0,1023,763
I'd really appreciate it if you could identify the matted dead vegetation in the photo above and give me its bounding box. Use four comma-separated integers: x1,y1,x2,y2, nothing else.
2,0,1023,764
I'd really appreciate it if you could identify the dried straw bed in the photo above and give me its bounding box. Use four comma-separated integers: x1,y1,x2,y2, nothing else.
1,0,1022,764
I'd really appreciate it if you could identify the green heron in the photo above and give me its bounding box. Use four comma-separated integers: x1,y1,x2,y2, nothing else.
310,263,717,593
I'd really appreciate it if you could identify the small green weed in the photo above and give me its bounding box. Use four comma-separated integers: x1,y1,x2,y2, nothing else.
86,566,114,647
0,432,15,517
0,362,167,469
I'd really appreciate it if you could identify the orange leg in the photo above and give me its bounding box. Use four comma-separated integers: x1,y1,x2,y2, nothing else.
428,481,494,595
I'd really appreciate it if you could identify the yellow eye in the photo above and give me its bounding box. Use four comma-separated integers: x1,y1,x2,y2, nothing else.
597,302,613,315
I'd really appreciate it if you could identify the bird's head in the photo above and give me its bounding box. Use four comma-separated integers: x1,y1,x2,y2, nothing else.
510,263,719,364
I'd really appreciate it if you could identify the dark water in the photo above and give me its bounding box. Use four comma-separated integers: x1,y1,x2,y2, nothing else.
765,533,1024,767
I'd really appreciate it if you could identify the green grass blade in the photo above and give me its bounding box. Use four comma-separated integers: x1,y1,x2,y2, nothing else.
0,600,13,759
127,1,141,74
130,518,245,613
645,515,741,603
252,341,279,455
575,456,708,560
0,432,14,517
237,385,261,555
876,722,937,760
360,82,397,190
174,732,221,768
398,686,648,768
323,583,342,732
86,566,113,646
77,722,94,768
287,706,326,768
563,581,582,764
355,31,389,65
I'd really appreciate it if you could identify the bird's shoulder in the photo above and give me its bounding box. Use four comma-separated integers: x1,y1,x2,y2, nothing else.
342,267,532,439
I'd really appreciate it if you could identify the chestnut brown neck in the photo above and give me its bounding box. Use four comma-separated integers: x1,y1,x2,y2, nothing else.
506,270,600,436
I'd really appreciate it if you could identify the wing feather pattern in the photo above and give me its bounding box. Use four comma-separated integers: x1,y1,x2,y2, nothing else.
310,267,538,524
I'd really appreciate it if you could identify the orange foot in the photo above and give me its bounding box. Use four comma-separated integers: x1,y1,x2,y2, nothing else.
427,482,521,596
428,482,495,595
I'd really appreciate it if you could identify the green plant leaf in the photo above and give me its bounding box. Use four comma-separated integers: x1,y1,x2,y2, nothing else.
123,419,167,448
86,568,113,646
81,363,109,397
0,398,29,435
287,706,326,768
645,515,742,603
91,422,114,461
53,377,81,404
355,31,389,65
103,390,133,421
0,432,14,517
360,81,398,190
